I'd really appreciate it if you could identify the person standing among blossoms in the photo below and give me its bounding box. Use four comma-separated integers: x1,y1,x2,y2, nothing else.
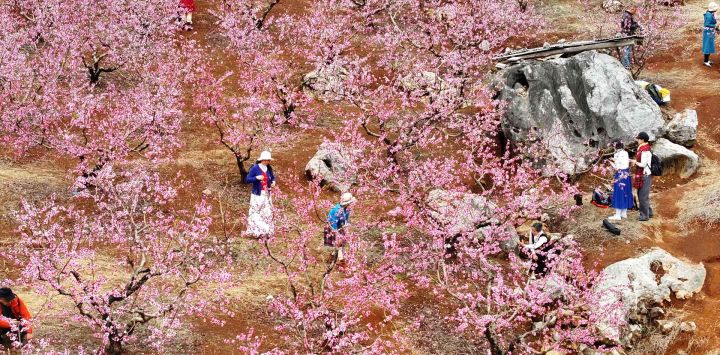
620,6,640,69
325,192,357,261
245,151,276,237
631,132,653,221
180,0,195,31
0,288,32,348
609,140,633,220
703,2,719,67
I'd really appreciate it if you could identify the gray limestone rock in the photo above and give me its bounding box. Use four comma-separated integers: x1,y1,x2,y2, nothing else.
495,51,665,174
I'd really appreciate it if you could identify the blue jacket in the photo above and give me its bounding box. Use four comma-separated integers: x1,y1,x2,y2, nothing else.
705,11,717,28
328,203,350,230
245,164,275,196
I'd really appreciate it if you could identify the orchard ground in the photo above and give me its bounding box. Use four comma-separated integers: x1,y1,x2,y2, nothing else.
1,0,719,353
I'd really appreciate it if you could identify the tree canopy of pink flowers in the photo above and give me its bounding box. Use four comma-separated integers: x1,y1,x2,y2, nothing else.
0,0,633,353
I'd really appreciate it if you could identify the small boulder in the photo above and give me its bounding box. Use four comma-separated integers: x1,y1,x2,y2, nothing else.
653,138,700,178
302,65,348,102
679,321,697,333
305,142,355,192
400,71,461,102
540,276,565,301
657,319,677,333
648,307,665,319
426,190,497,235
475,225,519,253
665,109,698,147
480,40,491,52
675,290,692,300
603,0,623,12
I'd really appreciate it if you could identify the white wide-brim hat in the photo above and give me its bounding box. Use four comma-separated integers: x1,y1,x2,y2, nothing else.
257,150,273,161
340,192,357,206
710,1,719,11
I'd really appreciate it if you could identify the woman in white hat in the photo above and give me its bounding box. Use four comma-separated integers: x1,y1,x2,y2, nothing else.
703,2,719,67
245,150,276,237
324,192,357,261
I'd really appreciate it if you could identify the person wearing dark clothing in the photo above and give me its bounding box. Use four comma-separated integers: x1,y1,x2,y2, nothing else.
0,288,32,348
703,2,719,66
522,223,552,277
631,132,654,221
620,7,640,69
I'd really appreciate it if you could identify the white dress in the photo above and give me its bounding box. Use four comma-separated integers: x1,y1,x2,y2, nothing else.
247,165,274,236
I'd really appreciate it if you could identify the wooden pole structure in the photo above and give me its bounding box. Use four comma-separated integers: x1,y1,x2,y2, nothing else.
493,36,644,64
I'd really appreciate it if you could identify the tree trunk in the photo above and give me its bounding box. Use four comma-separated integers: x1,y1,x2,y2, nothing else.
484,326,506,355
105,340,123,355
236,154,249,181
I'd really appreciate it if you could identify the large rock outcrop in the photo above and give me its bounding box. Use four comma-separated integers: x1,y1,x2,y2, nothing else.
305,143,355,192
652,138,700,178
496,51,665,174
594,248,706,342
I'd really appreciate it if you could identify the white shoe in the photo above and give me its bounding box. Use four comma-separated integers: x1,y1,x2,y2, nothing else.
608,216,621,221
704,62,712,68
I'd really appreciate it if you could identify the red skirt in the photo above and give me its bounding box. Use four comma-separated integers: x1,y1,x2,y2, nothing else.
180,0,195,11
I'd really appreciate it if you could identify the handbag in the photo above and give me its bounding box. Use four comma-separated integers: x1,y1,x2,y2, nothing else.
323,224,336,247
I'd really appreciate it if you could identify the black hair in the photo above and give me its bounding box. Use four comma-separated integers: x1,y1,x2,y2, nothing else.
532,222,543,232
636,132,650,143
612,139,624,150
0,287,15,301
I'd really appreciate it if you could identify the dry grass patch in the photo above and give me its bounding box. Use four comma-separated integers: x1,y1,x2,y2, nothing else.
677,183,720,229
629,318,683,355
560,199,651,248
0,159,66,221
677,159,720,229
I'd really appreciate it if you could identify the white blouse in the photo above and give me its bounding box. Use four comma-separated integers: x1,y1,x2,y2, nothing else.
636,150,652,176
524,232,548,250
612,150,629,170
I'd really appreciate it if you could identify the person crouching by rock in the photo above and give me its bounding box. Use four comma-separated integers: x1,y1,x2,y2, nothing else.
245,151,276,238
521,222,551,277
0,288,32,348
609,140,634,220
631,132,653,221
324,192,357,262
